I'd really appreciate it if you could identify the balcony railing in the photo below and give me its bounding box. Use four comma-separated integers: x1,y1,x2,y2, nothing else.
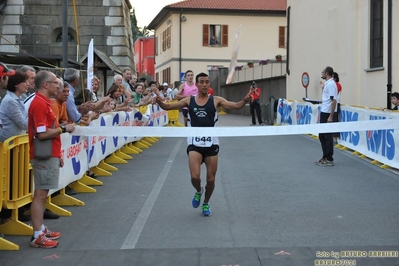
232,60,286,83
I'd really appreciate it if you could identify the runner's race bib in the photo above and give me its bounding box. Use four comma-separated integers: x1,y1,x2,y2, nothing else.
193,136,213,147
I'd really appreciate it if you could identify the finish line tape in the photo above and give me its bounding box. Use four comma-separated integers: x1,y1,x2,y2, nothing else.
72,119,398,137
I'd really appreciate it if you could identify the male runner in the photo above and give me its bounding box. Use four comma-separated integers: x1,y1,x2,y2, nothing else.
175,70,198,126
156,72,251,216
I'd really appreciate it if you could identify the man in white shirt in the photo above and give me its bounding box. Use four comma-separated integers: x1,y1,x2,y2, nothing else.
316,66,337,167
164,82,173,100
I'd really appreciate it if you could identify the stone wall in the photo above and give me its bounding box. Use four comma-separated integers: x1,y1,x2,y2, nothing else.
0,0,134,70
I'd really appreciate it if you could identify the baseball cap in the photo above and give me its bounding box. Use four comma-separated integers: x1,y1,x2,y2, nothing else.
162,82,168,86
0,62,16,77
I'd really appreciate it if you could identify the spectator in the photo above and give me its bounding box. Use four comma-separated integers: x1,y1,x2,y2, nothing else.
84,75,101,103
108,84,132,112
64,68,93,124
51,78,69,126
315,66,338,167
171,83,179,100
0,62,16,224
121,68,134,96
249,81,264,126
132,83,151,107
130,74,137,87
164,82,173,100
19,65,36,101
332,72,342,144
0,70,28,142
0,61,16,103
389,92,399,110
138,77,148,88
210,35,218,46
74,89,100,126
28,70,75,248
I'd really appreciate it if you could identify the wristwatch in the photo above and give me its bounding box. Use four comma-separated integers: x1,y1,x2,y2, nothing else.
60,126,66,133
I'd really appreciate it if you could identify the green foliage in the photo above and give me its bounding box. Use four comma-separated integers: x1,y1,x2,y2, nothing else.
130,9,152,43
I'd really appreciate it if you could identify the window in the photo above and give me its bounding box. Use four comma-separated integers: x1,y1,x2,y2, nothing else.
161,26,171,52
162,67,171,84
370,0,383,68
167,26,171,48
162,30,166,51
203,24,228,47
278,26,286,48
56,33,75,43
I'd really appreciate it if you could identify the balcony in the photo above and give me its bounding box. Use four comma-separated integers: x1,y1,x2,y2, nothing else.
231,59,286,83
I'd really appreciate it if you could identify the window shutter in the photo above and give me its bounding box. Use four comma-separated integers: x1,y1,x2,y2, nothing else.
222,25,228,47
203,24,209,46
155,36,158,56
279,26,286,48
167,26,171,48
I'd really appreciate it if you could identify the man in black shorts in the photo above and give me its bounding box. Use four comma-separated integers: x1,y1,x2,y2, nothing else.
156,73,251,216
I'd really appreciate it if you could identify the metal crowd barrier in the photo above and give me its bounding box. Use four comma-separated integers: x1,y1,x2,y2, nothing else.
166,100,183,126
0,135,34,250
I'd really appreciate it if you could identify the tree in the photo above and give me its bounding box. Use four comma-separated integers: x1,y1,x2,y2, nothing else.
138,26,151,37
130,9,141,43
130,9,153,43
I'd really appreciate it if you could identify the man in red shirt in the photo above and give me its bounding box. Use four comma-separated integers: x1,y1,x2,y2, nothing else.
28,71,75,248
249,81,264,126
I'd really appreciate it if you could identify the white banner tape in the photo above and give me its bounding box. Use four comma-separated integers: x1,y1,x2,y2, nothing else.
72,119,398,137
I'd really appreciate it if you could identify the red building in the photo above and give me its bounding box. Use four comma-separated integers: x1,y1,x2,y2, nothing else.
134,36,155,80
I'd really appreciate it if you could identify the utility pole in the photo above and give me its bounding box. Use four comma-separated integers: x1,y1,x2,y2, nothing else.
62,0,68,68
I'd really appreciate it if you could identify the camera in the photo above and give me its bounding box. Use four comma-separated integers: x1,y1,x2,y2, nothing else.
252,81,256,88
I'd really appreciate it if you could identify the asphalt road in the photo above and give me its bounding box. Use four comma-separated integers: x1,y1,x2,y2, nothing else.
1,114,399,266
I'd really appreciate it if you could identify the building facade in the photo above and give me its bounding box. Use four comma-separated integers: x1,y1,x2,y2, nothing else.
148,0,287,84
0,0,135,72
286,0,398,108
134,36,155,80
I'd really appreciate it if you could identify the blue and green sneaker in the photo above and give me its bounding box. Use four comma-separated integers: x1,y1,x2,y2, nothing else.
192,187,203,208
202,203,212,216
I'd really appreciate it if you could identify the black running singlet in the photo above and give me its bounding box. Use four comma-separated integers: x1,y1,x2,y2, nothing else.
187,95,219,147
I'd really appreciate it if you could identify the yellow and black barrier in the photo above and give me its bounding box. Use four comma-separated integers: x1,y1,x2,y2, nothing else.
0,135,33,238
0,142,19,250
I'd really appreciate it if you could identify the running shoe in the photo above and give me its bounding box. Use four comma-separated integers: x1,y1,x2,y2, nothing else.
30,234,58,248
202,203,212,216
43,227,61,240
192,187,203,208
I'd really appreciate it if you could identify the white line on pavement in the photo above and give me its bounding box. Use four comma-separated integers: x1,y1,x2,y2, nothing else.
121,139,183,249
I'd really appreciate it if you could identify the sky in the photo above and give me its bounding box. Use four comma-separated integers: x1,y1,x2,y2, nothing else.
130,0,179,28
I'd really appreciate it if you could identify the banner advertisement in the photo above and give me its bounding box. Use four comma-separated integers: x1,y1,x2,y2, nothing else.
277,99,399,169
50,106,164,194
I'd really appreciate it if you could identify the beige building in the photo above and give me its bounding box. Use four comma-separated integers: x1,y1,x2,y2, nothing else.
286,0,398,108
148,0,287,84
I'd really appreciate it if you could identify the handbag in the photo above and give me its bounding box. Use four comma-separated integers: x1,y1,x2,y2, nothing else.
31,121,55,160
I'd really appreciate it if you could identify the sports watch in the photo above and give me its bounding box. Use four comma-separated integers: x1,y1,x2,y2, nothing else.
60,125,66,133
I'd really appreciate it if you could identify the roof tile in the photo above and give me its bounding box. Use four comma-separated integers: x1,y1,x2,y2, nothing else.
167,0,287,11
